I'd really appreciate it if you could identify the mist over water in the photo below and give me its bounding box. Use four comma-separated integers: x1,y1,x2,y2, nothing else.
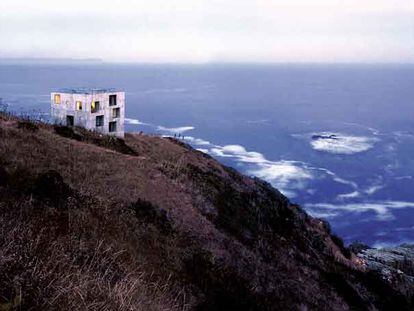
1,63,414,246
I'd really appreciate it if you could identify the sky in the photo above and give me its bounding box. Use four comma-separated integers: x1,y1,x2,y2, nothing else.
0,0,413,63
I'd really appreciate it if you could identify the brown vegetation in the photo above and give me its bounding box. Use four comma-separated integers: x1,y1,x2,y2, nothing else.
0,113,412,310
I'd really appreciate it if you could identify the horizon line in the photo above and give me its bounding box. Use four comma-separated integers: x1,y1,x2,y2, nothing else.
1,57,414,66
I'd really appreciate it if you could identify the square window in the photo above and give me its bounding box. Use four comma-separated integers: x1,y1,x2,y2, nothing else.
54,94,61,104
109,121,117,132
96,115,104,127
91,101,100,113
66,115,74,126
76,101,82,110
109,94,117,106
113,108,120,118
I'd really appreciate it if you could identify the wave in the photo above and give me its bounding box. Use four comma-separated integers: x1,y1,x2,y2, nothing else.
125,117,367,199
308,166,358,189
306,201,414,221
309,132,378,155
207,144,312,196
337,191,361,200
183,136,211,146
179,139,363,198
365,185,384,195
196,148,209,153
156,125,194,134
138,88,188,95
125,118,194,135
246,119,269,124
124,118,150,126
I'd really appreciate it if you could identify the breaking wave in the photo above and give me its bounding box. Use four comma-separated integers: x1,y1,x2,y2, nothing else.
125,118,150,126
309,132,378,154
208,144,312,197
306,201,414,221
156,125,195,134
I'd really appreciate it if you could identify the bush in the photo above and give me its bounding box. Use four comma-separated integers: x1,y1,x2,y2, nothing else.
32,170,74,208
54,125,82,140
54,125,137,155
17,120,38,132
331,234,352,259
129,198,173,233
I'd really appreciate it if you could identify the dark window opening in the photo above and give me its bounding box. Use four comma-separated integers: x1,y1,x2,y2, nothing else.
113,107,120,118
109,94,117,106
66,115,74,127
109,121,117,132
96,115,104,127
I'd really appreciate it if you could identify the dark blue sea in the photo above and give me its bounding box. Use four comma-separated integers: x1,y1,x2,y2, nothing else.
1,63,414,247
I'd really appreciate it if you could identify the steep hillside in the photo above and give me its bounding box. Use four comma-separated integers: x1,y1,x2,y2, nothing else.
0,113,412,310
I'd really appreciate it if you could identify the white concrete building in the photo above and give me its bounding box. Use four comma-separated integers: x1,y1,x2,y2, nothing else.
51,88,125,138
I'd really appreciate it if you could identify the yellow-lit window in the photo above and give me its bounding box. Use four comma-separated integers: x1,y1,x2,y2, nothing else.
54,94,61,104
76,101,82,110
91,101,99,112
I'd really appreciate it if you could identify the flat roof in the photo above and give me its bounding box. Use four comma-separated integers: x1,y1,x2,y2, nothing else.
54,87,123,94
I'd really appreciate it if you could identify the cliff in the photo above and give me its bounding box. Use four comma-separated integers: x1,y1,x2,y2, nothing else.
0,113,412,310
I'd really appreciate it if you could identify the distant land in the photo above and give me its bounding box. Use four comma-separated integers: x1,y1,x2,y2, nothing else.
0,57,103,64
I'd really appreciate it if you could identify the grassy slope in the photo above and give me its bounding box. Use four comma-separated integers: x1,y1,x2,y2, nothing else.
0,114,412,310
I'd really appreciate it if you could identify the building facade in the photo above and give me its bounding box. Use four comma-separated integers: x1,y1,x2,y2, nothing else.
51,88,125,138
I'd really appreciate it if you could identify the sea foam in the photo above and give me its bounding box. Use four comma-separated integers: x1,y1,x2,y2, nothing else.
310,132,378,155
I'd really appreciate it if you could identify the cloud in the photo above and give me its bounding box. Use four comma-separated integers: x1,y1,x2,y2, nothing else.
1,0,414,62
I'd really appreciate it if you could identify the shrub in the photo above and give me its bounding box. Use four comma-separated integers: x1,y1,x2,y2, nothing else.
128,198,173,233
331,234,352,259
54,125,82,140
17,120,39,132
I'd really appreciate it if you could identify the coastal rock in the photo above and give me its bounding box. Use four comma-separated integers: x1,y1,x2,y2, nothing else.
358,245,414,300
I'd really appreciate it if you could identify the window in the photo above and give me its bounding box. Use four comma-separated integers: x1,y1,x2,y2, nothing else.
66,115,74,126
109,94,117,106
109,121,117,132
113,108,120,118
96,115,104,127
76,101,82,110
91,101,100,113
54,94,61,104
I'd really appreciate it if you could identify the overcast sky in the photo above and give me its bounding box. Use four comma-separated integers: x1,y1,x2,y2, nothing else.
1,0,413,63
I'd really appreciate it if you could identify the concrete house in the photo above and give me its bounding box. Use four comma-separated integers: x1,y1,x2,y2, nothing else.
51,88,125,138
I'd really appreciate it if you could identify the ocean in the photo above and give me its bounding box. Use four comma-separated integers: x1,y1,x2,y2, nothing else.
1,63,413,247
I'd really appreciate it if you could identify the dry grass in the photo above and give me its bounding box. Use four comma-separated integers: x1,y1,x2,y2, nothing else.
0,200,190,311
0,162,192,310
0,113,412,310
